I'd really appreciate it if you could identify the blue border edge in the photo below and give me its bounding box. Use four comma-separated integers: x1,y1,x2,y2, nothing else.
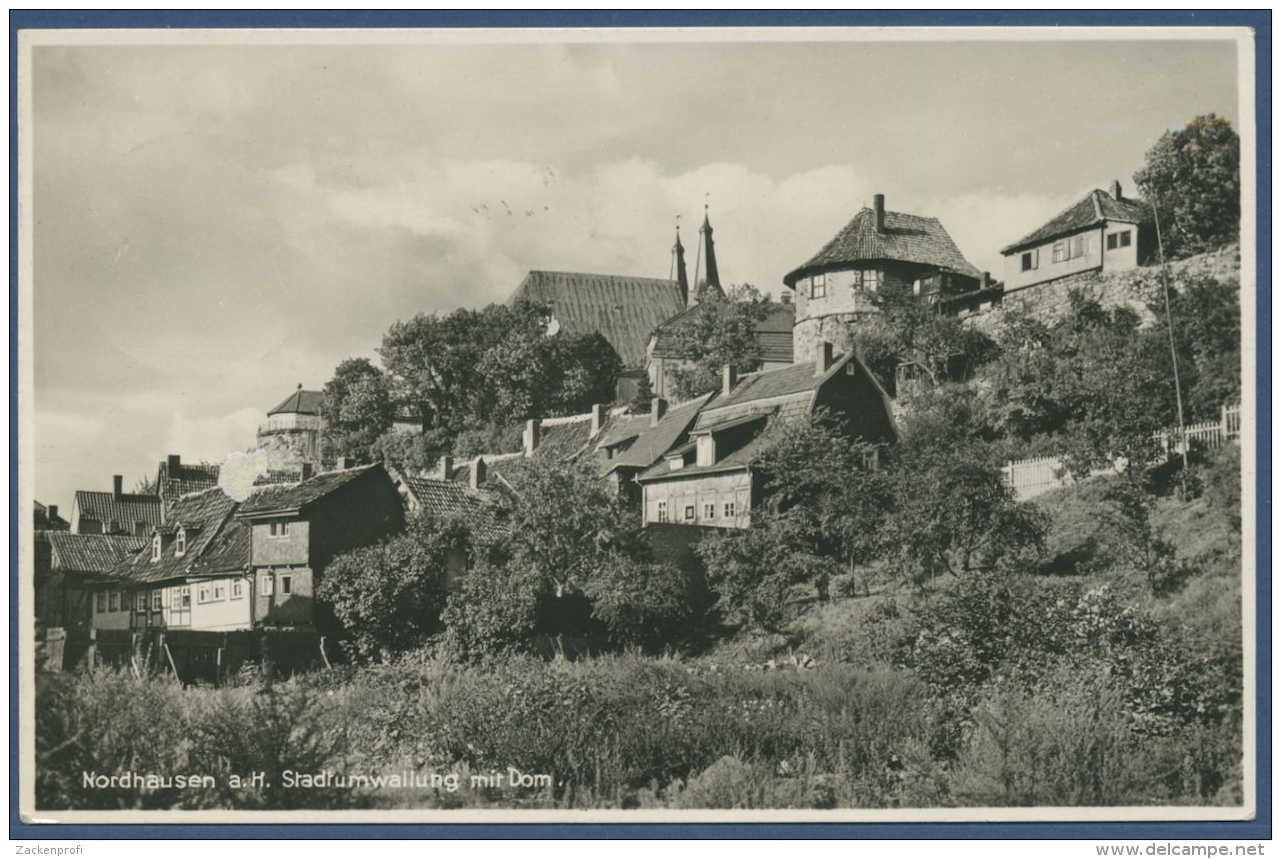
8,9,1272,841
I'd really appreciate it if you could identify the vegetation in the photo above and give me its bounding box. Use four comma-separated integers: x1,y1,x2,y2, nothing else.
1134,114,1241,260
665,285,773,400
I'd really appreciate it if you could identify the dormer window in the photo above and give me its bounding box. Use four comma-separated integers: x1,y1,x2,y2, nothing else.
175,529,187,557
151,533,162,561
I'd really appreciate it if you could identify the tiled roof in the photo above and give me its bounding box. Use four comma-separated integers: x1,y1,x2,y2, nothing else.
603,393,714,474
649,301,795,364
47,533,144,574
698,361,824,415
509,270,687,367
638,414,775,482
237,464,381,517
73,491,162,532
596,411,650,450
268,388,323,416
112,487,248,585
157,461,220,500
1001,189,1151,254
785,208,982,286
398,474,505,541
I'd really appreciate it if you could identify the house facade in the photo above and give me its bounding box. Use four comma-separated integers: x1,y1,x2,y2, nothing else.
783,194,984,364
92,486,252,633
39,533,142,633
1000,181,1153,292
636,345,897,531
235,464,404,630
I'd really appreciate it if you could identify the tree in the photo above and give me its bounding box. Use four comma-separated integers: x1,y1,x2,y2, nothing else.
1134,114,1240,259
319,358,394,463
666,285,772,400
317,514,472,660
629,372,655,413
883,390,1046,586
867,281,999,388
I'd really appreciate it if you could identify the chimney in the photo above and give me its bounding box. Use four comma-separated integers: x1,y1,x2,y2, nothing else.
1110,179,1123,201
438,455,454,481
47,504,58,522
112,475,123,501
167,453,180,475
523,419,541,457
470,457,486,490
779,291,792,305
816,342,836,376
722,364,738,396
591,403,606,436
980,271,991,291
873,193,886,235
650,397,668,427
301,462,314,480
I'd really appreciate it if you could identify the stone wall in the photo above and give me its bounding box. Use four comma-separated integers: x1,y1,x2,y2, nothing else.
962,244,1241,337
255,426,320,473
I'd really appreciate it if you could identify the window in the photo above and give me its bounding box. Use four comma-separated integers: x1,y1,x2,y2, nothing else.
180,586,191,608
280,575,293,596
198,584,211,603
151,590,162,610
1021,250,1038,271
232,581,243,599
912,279,922,296
135,591,147,612
656,501,668,523
703,503,715,520
151,533,161,561
1107,230,1132,250
175,529,186,556
96,592,106,613
724,502,736,518
809,273,826,299
1051,241,1068,263
856,269,883,291
684,505,695,522
269,520,290,537
213,584,225,601
109,591,119,612
261,573,274,596
1070,235,1086,259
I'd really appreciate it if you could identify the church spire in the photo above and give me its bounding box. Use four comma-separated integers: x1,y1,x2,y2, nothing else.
671,224,690,307
693,203,723,303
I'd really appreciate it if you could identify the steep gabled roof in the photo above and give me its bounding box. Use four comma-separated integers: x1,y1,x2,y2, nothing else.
268,387,323,416
47,533,144,575
34,501,70,531
509,270,687,367
72,491,162,532
602,393,715,474
237,464,381,518
649,301,795,364
111,487,248,585
785,208,982,286
157,460,221,501
637,412,775,482
398,474,505,542
1001,189,1151,254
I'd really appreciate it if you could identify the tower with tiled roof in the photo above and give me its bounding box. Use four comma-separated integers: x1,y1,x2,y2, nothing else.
254,383,324,476
783,193,983,365
692,207,726,304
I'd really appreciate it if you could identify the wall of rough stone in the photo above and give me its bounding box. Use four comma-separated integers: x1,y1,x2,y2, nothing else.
961,244,1241,337
255,427,320,473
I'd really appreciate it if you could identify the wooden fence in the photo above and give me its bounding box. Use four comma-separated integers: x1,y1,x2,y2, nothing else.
58,627,338,686
1002,403,1241,501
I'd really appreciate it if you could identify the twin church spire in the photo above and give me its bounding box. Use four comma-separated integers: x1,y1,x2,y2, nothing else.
670,205,723,309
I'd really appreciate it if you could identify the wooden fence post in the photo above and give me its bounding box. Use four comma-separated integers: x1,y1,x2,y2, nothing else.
87,627,97,671
319,636,331,669
163,641,182,686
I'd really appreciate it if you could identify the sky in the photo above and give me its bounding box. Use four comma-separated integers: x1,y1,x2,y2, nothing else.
27,31,1243,509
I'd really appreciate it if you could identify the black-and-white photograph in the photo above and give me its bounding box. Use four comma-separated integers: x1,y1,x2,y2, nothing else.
19,26,1257,822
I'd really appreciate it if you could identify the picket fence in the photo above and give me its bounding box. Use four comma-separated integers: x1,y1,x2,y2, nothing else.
1002,403,1241,501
